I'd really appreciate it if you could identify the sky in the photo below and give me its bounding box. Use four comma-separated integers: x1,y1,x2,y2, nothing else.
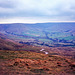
0,0,75,23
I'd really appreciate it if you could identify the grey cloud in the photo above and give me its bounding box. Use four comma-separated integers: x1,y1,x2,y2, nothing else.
0,0,75,21
0,0,15,8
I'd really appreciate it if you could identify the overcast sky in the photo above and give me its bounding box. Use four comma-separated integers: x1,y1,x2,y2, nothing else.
0,0,75,23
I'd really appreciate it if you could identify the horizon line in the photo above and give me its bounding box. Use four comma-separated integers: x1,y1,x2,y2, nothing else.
0,21,75,24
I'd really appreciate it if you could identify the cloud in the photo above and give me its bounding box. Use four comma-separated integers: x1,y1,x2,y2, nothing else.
0,0,75,23
0,0,15,8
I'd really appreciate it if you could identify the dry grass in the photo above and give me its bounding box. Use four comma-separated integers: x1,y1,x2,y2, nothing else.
0,50,75,75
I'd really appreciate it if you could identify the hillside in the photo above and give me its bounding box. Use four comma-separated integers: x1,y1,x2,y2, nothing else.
0,23,75,47
0,50,75,75
0,33,75,59
0,33,75,75
0,23,75,75
0,33,22,50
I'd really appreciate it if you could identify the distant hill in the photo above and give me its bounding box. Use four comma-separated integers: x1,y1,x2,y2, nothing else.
0,23,75,47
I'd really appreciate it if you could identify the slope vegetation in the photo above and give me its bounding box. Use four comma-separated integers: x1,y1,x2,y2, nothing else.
0,50,75,75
